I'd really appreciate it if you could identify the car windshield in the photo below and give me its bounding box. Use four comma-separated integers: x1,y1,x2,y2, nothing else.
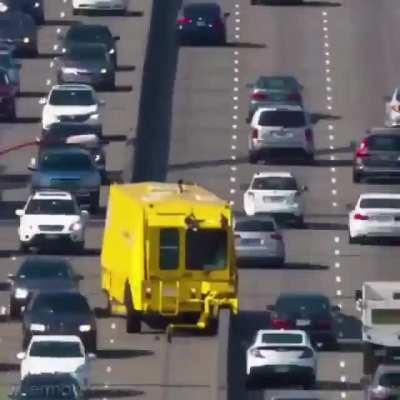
185,229,227,270
261,333,303,344
184,5,220,19
67,46,106,61
257,77,297,91
33,294,90,314
235,220,275,232
40,152,93,171
360,199,400,209
67,26,111,42
18,262,70,280
368,135,400,151
26,199,77,215
29,341,82,357
252,177,298,190
276,296,330,314
49,89,95,106
259,110,306,127
379,373,400,387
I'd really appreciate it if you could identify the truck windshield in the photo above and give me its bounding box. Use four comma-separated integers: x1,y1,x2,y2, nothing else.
371,309,400,324
185,229,227,270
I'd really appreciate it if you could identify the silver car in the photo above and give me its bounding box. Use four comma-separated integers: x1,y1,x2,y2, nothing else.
364,365,400,400
248,105,314,164
234,215,285,267
0,49,20,92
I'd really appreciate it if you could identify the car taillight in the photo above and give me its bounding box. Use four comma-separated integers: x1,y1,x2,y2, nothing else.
250,348,264,358
251,129,258,139
354,213,369,220
251,92,268,101
271,317,290,329
177,17,192,24
355,138,368,158
392,104,400,113
270,233,282,241
305,128,313,142
298,348,314,359
316,319,331,329
287,92,301,102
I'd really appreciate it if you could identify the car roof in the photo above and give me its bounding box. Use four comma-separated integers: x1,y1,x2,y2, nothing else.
30,335,82,343
252,171,294,179
358,193,400,200
68,23,111,32
183,2,221,11
51,84,94,91
257,105,304,112
31,191,73,200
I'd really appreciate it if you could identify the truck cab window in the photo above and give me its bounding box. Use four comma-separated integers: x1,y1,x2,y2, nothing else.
159,228,179,270
186,229,227,270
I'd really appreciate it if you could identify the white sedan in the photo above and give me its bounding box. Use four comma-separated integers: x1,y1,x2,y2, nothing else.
243,171,307,226
246,329,317,389
72,0,128,14
17,335,95,390
349,193,400,243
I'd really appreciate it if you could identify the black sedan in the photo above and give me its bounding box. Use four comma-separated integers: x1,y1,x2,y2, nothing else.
8,256,82,318
10,373,84,400
0,0,45,24
176,2,230,45
60,23,119,66
0,11,37,56
267,292,339,349
56,43,115,90
22,291,97,352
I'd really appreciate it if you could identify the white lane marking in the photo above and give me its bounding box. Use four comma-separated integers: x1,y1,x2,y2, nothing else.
329,135,335,140
229,200,235,206
340,376,347,382
60,11,65,18
333,203,338,209
323,26,328,32
327,105,332,110
109,339,114,344
11,256,16,261
340,361,346,368
327,96,332,101
326,86,332,91
233,87,239,91
231,155,237,160
334,236,340,243
335,262,340,268
331,167,336,172
336,289,342,296
334,249,340,255
322,11,327,16
329,145,334,150
325,59,331,65
233,115,238,120
232,124,238,129
230,177,236,182
330,155,336,160
328,124,334,130
46,79,52,86
326,68,331,74
230,189,236,194
111,323,116,329
57,28,62,34
233,96,239,101
336,276,341,283
332,188,337,195
231,166,237,171
53,44,58,51
232,135,237,140
341,393,347,399
106,366,112,373
231,145,237,150
331,177,336,184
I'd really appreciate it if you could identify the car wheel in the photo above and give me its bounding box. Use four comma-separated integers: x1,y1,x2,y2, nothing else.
73,8,80,15
90,192,100,214
348,233,357,244
353,170,361,183
304,152,314,164
19,242,30,253
326,338,339,351
248,151,258,164
303,374,316,390
295,216,304,228
275,257,285,267
73,241,85,254
9,298,20,319
106,79,116,91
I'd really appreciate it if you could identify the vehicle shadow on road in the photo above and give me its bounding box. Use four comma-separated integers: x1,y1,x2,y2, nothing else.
311,112,341,124
0,363,19,372
238,261,329,270
259,1,341,6
96,349,154,359
87,388,144,398
224,42,267,49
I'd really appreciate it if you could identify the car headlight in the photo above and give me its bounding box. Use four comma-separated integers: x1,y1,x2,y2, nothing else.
79,324,91,332
30,323,45,332
89,113,99,120
109,48,115,54
69,222,83,232
14,288,28,299
23,37,30,44
100,68,107,74
61,67,77,74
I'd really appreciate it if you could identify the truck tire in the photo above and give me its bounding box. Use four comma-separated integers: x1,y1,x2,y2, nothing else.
363,343,378,375
125,285,141,334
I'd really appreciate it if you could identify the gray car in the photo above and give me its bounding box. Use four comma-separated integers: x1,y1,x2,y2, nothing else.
28,146,101,213
246,75,303,122
364,365,400,400
353,128,400,183
234,215,285,267
56,43,115,90
7,256,82,318
0,49,20,92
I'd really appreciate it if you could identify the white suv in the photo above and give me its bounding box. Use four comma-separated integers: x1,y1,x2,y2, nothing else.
40,84,105,134
249,105,314,163
16,191,89,252
243,171,307,227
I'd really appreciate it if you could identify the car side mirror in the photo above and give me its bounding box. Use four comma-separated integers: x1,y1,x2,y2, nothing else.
87,353,96,360
38,97,46,105
266,305,274,311
99,99,106,106
302,185,308,192
223,12,230,18
28,157,37,171
15,209,24,217
355,289,362,301
113,35,120,41
16,352,25,360
81,210,89,219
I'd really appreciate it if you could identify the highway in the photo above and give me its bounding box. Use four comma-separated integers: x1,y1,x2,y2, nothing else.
0,0,399,400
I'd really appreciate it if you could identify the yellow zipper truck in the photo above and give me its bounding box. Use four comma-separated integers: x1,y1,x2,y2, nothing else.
101,181,238,334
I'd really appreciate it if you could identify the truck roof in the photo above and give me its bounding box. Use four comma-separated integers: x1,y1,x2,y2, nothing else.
363,281,400,300
114,182,228,206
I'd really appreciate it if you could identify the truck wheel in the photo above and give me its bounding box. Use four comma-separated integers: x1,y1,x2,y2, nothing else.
363,343,378,375
19,242,29,253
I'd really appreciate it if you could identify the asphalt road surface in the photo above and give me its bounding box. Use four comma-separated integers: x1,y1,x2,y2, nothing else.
1,0,399,400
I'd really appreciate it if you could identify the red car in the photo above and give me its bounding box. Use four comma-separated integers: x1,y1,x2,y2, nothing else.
0,68,17,121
